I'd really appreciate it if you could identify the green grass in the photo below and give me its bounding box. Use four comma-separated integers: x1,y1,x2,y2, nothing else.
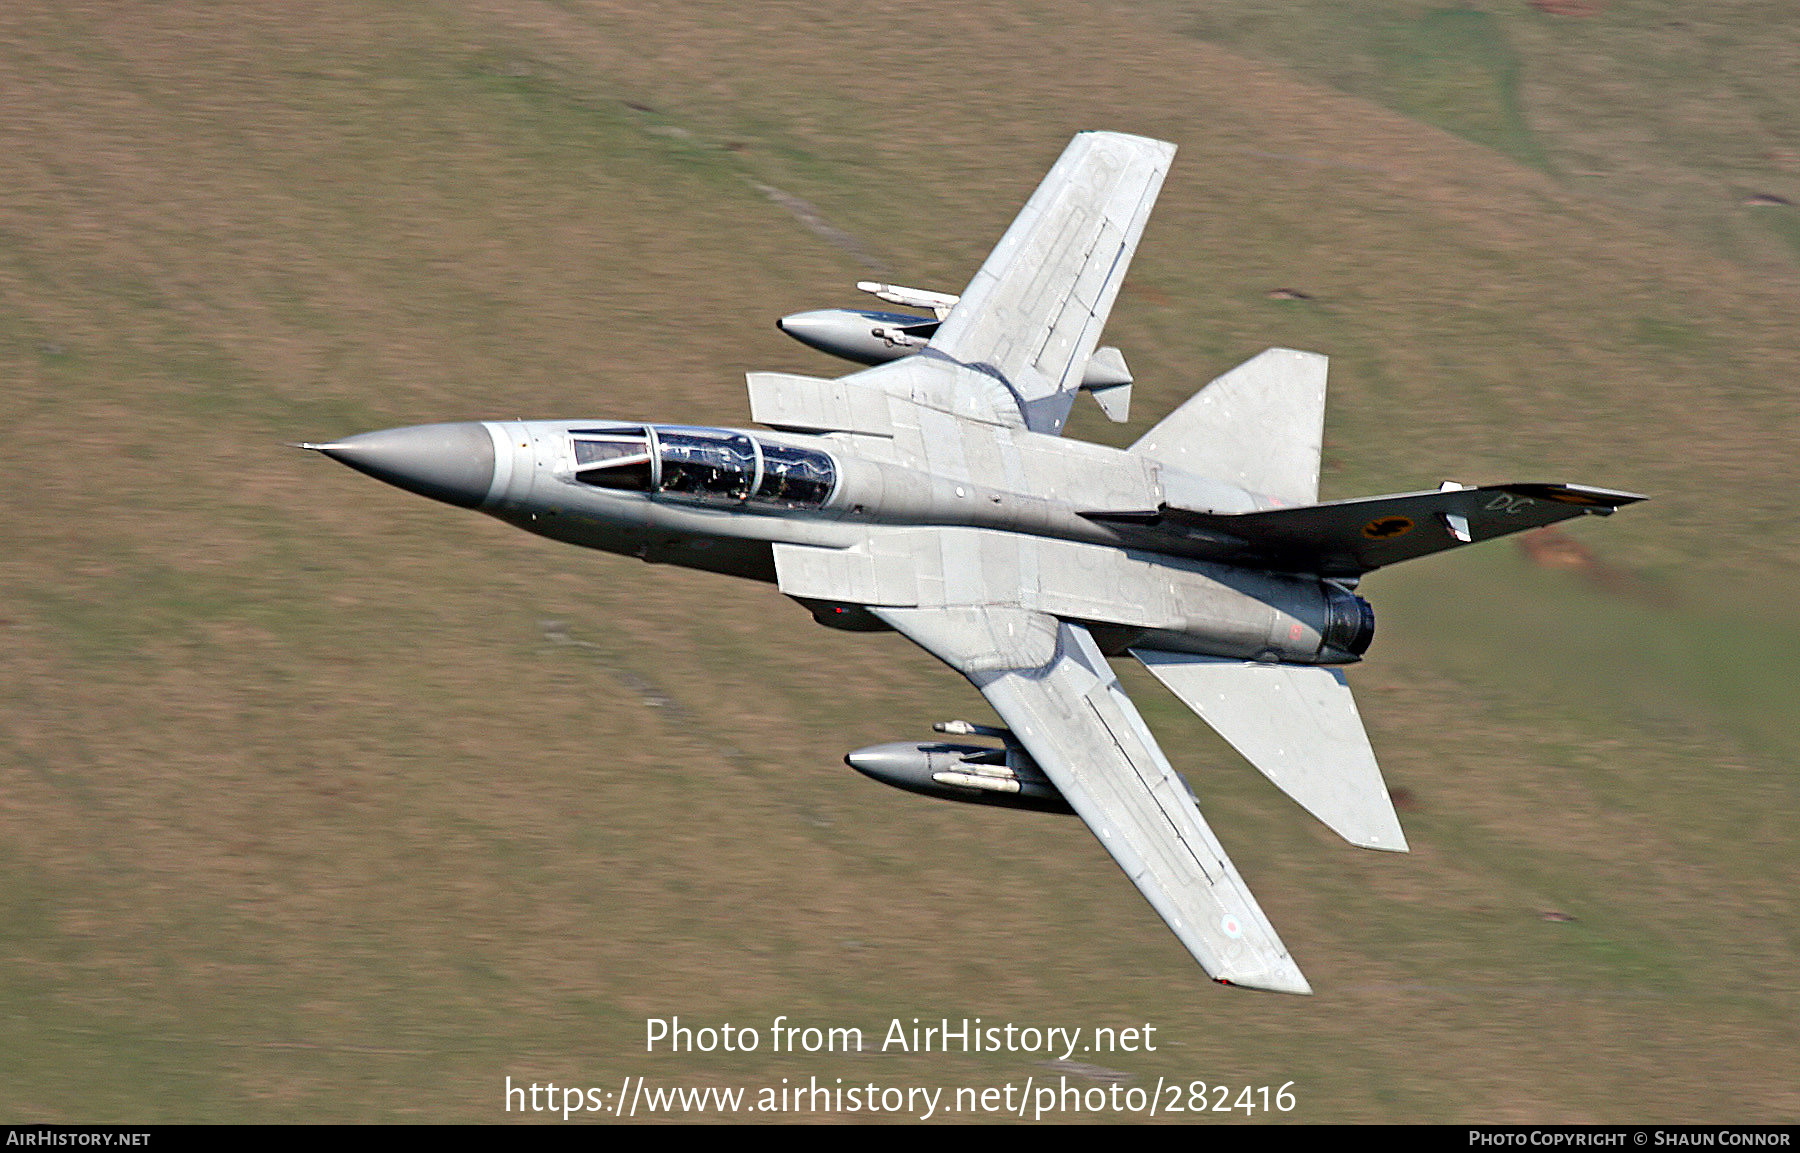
1372,8,1546,170
1174,0,1800,278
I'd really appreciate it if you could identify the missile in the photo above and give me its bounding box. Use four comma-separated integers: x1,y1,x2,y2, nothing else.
855,281,959,318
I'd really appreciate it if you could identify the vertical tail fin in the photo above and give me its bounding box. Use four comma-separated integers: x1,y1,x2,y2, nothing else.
1130,349,1327,505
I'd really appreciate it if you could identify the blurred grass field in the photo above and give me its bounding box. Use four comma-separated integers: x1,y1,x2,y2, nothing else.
0,0,1795,1121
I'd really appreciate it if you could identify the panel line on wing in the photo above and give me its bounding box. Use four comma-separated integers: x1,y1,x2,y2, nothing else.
1084,681,1219,886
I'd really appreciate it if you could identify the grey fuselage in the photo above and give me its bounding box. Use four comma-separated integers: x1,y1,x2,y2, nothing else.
345,418,1375,666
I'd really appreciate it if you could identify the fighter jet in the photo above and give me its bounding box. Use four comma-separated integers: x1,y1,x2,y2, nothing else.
300,132,1642,993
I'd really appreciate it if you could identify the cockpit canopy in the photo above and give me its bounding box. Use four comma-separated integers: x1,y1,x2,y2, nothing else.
567,426,836,509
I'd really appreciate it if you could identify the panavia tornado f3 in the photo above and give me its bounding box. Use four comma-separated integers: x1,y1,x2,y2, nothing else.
301,132,1643,994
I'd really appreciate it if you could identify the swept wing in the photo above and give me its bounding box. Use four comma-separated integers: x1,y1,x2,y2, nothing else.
846,131,1174,435
871,605,1311,994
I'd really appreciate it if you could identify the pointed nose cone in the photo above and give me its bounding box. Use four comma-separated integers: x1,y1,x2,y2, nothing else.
310,422,495,509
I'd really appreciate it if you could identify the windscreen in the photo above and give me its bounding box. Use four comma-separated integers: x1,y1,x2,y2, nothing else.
571,428,652,492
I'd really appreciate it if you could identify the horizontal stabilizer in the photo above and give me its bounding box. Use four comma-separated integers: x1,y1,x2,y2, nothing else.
1131,349,1327,506
1132,651,1407,852
1154,483,1647,577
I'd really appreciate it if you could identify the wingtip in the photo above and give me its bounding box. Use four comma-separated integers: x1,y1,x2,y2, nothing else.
1215,969,1313,996
1212,955,1313,995
1513,482,1649,509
